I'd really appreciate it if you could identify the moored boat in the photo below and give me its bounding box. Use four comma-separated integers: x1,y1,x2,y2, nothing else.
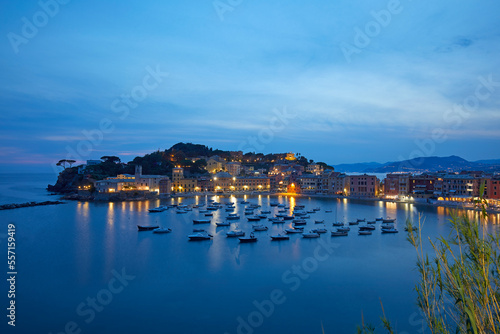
188,232,213,241
153,227,172,234
270,234,290,241
239,232,257,243
252,224,268,231
358,230,372,235
302,231,320,238
331,231,348,236
193,219,211,224
137,225,159,231
226,230,245,237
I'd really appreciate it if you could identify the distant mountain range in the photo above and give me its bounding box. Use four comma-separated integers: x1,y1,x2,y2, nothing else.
332,156,500,174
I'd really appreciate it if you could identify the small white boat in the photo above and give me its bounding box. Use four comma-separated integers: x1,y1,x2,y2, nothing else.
252,224,268,231
149,206,167,212
285,228,303,234
153,227,172,234
239,232,257,243
226,230,245,237
188,232,213,241
311,228,327,234
382,228,399,233
302,231,320,238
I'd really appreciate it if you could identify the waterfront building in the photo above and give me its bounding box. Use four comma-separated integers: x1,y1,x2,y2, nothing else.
349,174,379,198
171,167,198,193
94,165,168,194
212,172,270,192
384,173,411,198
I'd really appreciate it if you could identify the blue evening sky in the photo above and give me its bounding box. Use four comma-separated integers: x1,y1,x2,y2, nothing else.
1,0,499,172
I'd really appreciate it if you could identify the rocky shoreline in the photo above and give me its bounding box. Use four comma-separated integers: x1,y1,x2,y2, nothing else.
0,200,66,210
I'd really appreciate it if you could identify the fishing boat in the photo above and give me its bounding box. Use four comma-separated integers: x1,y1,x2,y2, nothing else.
239,232,257,243
270,234,289,241
188,232,213,241
226,230,245,237
137,225,159,231
193,219,211,224
153,227,172,234
331,231,348,237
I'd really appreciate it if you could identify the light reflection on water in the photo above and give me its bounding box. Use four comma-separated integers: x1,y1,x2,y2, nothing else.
31,194,499,333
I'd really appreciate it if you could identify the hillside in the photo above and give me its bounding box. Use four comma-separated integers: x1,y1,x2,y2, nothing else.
333,155,500,173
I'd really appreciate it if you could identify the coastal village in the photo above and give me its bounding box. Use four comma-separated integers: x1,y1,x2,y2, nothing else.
66,148,500,210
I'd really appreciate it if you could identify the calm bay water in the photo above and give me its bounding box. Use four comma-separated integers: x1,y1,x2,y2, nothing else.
1,174,499,334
